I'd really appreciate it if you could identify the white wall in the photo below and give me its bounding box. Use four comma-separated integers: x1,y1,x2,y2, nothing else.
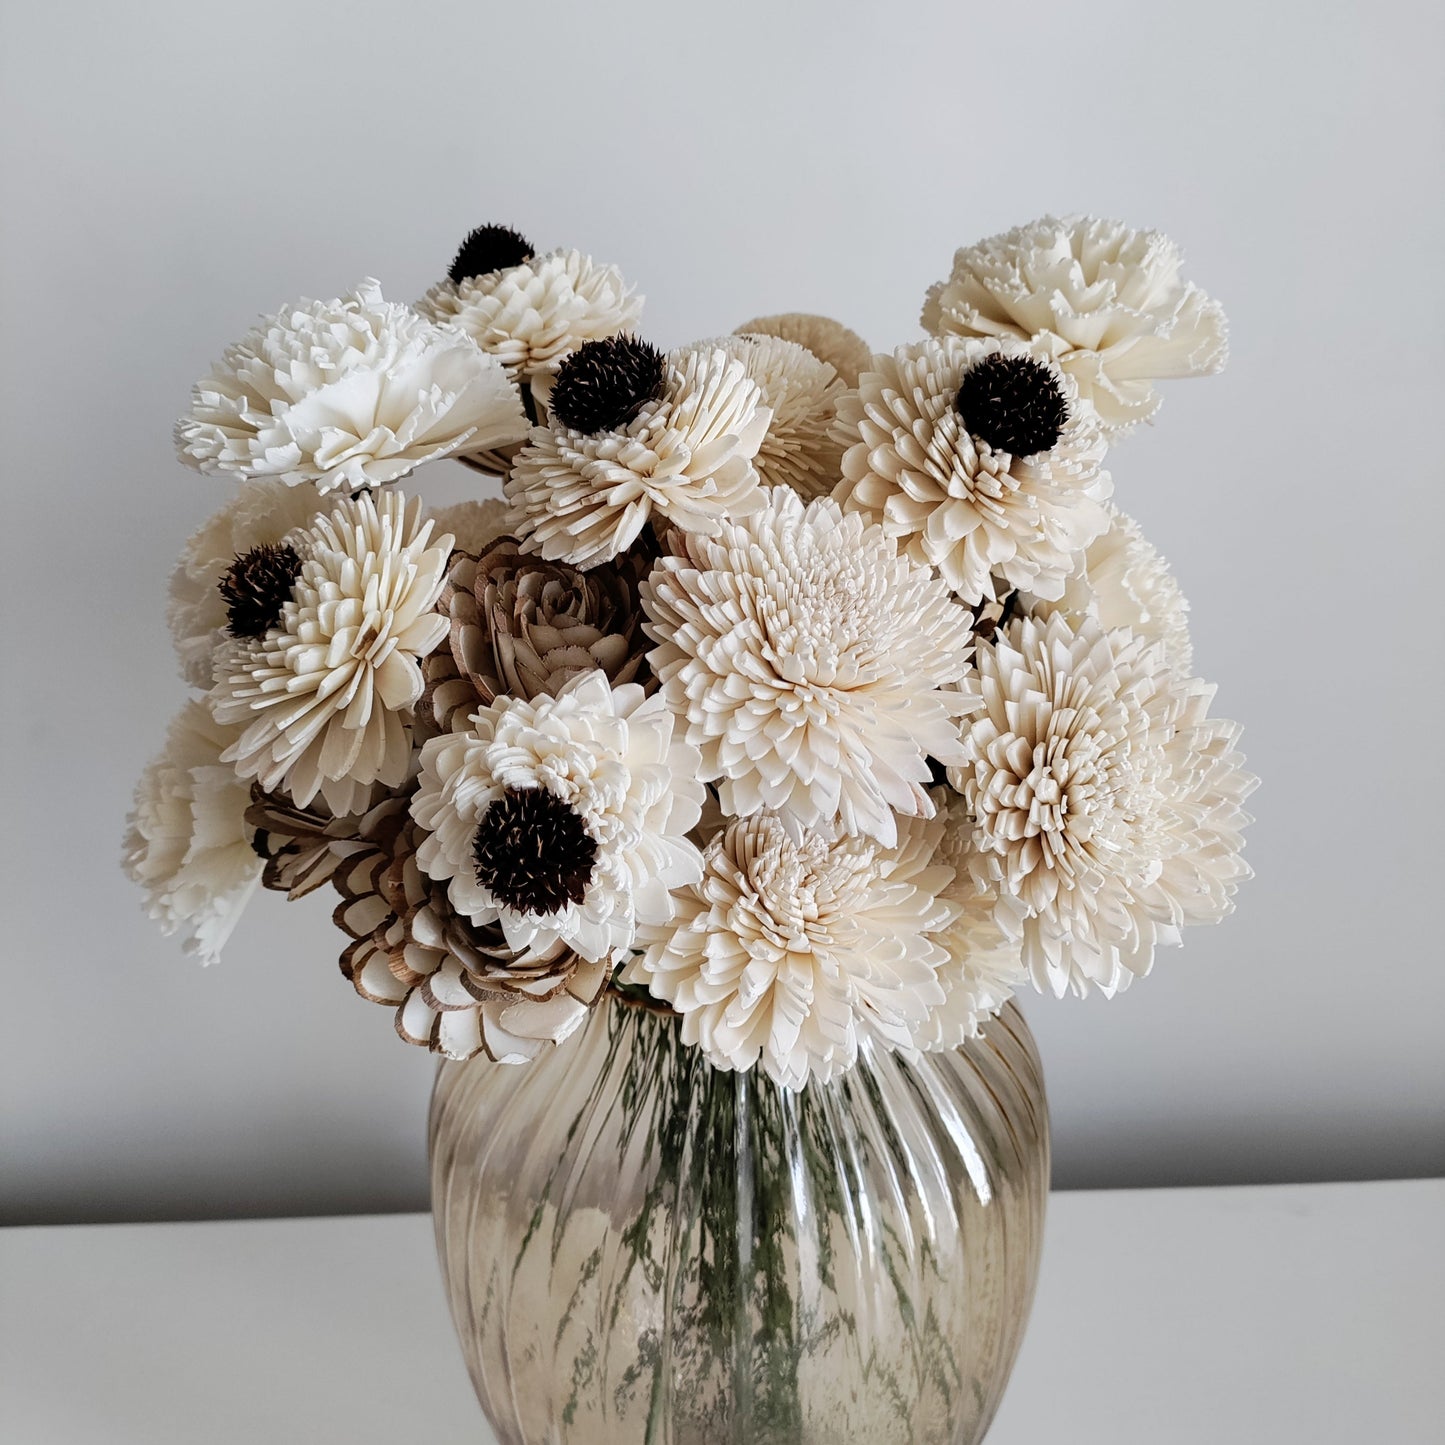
2,0,1441,1224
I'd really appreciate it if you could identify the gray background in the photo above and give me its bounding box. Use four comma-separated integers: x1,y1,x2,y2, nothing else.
2,0,1441,1225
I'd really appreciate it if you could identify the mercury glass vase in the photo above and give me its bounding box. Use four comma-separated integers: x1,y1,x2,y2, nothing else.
428,991,1049,1445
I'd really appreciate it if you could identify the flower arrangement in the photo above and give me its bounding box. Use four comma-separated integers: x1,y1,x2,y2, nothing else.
126,215,1255,1089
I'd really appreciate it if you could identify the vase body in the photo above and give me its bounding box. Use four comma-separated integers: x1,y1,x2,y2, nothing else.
429,994,1049,1445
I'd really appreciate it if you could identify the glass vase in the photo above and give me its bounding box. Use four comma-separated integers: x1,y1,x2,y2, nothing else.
428,991,1049,1445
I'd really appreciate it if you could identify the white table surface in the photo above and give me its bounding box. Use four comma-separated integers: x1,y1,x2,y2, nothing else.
3,1179,1441,1444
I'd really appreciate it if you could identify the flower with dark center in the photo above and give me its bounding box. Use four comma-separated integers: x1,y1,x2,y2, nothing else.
955,353,1070,457
218,543,303,639
448,224,535,284
549,335,667,434
471,786,599,916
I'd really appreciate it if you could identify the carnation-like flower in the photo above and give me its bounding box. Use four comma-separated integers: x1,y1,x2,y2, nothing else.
626,809,961,1088
505,340,771,568
411,670,704,965
418,244,642,382
734,312,873,387
176,280,529,491
1024,506,1193,675
949,613,1255,997
419,536,651,735
426,497,509,559
833,337,1112,605
123,701,262,964
212,490,453,815
167,480,329,688
701,334,847,500
642,487,976,845
922,215,1228,436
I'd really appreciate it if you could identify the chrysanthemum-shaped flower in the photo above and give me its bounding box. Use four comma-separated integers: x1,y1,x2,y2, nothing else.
949,613,1255,998
833,337,1112,605
123,701,262,964
175,280,529,491
922,215,1228,436
625,809,960,1088
211,490,453,815
418,246,642,381
1024,506,1194,675
167,480,329,689
642,487,976,845
734,312,873,387
505,341,771,568
701,334,847,500
411,670,704,965
420,537,650,735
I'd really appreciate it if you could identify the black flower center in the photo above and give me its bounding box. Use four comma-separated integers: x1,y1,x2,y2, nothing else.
219,544,304,639
472,786,598,916
448,224,534,284
549,335,667,434
955,353,1070,457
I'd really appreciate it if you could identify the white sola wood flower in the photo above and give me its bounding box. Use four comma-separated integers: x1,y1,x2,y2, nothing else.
123,700,262,965
922,215,1227,436
626,809,960,1089
733,312,873,387
951,612,1255,998
175,280,529,491
642,487,976,845
833,337,1111,605
411,670,704,965
211,490,454,815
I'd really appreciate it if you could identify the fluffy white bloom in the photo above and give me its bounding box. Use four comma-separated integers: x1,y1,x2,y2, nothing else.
505,344,771,568
426,497,509,559
627,809,965,1087
950,613,1255,998
1024,506,1193,675
123,701,262,965
642,487,976,846
418,247,642,380
833,336,1111,605
734,312,873,387
703,334,847,500
922,215,1228,436
176,280,529,491
166,480,328,689
212,490,453,815
411,670,704,965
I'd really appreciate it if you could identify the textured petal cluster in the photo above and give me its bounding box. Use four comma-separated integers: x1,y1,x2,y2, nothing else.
417,248,642,380
426,497,509,558
833,336,1111,605
950,613,1255,997
734,312,873,387
167,480,328,688
626,809,961,1088
922,215,1227,436
642,487,976,845
211,490,453,815
505,345,771,568
123,701,262,964
412,670,704,964
175,281,529,491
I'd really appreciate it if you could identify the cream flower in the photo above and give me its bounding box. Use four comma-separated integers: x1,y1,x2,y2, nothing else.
167,480,329,689
211,490,453,815
642,487,976,846
626,809,959,1089
426,497,509,559
701,334,847,500
505,341,771,568
176,280,529,491
734,312,873,387
123,701,262,965
418,246,642,381
833,337,1111,605
1024,506,1194,675
411,670,704,965
949,613,1255,998
922,215,1228,436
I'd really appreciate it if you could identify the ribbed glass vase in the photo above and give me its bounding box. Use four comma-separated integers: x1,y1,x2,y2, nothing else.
429,991,1049,1445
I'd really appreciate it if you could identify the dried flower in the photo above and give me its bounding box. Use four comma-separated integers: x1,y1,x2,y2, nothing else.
734,312,873,387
